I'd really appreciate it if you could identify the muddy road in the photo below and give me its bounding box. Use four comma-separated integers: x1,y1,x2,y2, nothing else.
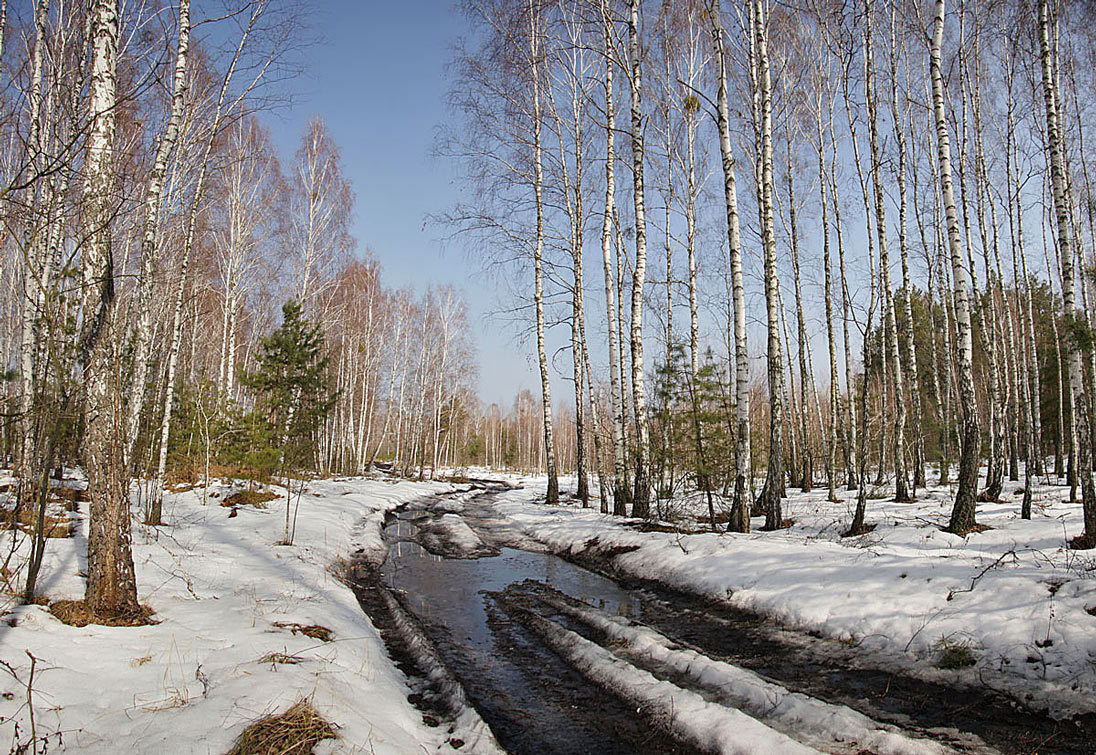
349,483,1095,754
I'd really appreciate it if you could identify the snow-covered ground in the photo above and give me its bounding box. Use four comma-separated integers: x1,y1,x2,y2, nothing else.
0,475,484,754
488,470,1096,720
3,466,1093,752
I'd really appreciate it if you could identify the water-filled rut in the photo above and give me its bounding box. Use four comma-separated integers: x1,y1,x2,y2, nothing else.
359,484,1095,754
381,497,695,754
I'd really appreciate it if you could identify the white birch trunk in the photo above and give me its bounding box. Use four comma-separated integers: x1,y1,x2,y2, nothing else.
931,0,980,533
712,0,750,531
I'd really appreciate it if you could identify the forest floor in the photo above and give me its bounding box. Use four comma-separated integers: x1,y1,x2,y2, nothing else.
0,472,494,754
0,468,1094,753
479,469,1096,723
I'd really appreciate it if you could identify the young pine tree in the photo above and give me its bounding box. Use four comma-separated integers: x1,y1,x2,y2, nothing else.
244,301,336,543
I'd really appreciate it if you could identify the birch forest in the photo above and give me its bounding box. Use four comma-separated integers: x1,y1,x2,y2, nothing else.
451,0,1096,551
4,0,1096,751
1,0,495,618
3,0,1096,616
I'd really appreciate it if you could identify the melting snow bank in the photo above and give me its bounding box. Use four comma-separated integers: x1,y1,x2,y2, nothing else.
488,474,1096,721
415,513,500,559
0,476,492,753
519,583,978,755
503,595,817,754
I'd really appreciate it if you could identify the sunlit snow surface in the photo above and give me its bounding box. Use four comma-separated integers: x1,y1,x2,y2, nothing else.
482,467,1096,721
0,466,1093,753
0,475,465,753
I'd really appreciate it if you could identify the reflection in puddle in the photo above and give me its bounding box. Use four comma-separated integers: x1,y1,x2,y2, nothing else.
381,508,655,754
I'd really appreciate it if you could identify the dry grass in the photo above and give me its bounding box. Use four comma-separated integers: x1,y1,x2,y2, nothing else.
227,700,337,755
49,599,156,627
222,490,279,508
0,506,74,538
623,520,686,534
272,621,333,642
50,486,88,512
257,651,305,667
934,636,977,669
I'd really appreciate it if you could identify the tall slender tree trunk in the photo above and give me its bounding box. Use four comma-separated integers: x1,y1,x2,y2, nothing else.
600,6,628,515
1039,0,1096,544
126,0,190,471
752,0,782,530
816,96,839,503
82,0,141,618
968,48,1006,504
712,1,750,533
830,120,857,490
529,0,558,504
151,5,257,521
1009,77,1043,479
626,0,651,517
889,10,924,492
931,0,980,534
785,136,811,492
865,0,909,502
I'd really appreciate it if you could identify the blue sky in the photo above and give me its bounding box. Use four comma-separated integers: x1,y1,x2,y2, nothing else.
264,0,544,406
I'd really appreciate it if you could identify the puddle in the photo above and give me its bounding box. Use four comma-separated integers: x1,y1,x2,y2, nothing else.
381,508,695,754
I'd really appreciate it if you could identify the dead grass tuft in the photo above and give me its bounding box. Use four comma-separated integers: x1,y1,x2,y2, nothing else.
228,700,337,755
49,599,156,627
272,621,333,642
222,490,278,509
933,636,977,669
258,651,305,667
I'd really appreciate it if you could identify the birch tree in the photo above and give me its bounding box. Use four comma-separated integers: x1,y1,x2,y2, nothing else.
1038,0,1096,546
529,0,560,504
931,0,980,534
81,0,141,618
600,0,628,515
625,0,651,517
711,0,750,532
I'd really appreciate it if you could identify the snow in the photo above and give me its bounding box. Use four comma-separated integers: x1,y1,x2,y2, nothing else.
0,475,491,754
489,470,1096,719
3,466,1093,751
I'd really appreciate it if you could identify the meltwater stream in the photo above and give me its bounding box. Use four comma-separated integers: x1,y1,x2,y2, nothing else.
381,507,694,755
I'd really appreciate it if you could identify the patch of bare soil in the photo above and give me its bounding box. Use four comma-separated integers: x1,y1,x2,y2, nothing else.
576,536,640,562
222,490,278,508
1068,533,1096,550
49,600,156,627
